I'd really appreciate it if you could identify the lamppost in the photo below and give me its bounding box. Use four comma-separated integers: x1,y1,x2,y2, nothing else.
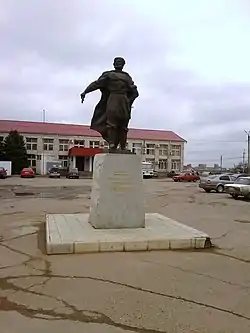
244,130,250,173
42,110,46,175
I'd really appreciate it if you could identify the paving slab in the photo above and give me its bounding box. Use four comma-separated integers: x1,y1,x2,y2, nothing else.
45,213,212,254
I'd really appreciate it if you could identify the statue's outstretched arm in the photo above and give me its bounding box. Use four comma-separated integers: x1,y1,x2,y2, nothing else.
80,72,108,103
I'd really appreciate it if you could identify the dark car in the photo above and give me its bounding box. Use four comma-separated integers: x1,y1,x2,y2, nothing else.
167,170,180,178
152,170,158,178
66,168,79,179
0,167,7,179
49,167,61,178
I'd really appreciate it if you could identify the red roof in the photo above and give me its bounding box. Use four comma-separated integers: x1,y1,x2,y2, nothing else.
0,120,185,142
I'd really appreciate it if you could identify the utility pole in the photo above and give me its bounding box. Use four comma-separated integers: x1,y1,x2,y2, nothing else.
220,154,223,173
42,110,46,175
243,149,246,172
244,131,250,173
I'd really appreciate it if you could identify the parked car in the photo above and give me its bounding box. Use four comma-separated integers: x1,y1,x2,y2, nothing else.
167,170,180,178
152,170,158,178
231,173,250,179
0,161,11,176
173,172,200,182
199,173,236,193
66,168,79,179
224,176,250,200
49,167,61,178
20,167,35,178
0,167,7,179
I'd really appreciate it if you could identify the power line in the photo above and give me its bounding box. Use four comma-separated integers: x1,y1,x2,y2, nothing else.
187,139,246,143
187,148,247,154
186,156,243,163
188,149,244,154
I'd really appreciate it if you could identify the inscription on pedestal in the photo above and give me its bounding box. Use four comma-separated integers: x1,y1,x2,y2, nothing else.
108,172,133,192
88,153,145,229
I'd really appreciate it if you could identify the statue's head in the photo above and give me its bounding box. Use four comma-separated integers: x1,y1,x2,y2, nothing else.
113,57,125,70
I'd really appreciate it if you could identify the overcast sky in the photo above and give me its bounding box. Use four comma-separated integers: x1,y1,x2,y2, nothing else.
0,0,249,166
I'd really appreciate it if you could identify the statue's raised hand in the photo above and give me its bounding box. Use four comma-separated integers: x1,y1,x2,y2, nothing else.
80,93,86,103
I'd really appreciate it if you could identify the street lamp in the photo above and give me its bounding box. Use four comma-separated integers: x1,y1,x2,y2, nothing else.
42,110,46,175
244,130,250,173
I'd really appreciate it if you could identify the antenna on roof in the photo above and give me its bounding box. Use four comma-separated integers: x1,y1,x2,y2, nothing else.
42,109,46,123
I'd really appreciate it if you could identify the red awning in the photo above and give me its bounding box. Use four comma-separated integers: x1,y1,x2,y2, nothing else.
68,147,104,157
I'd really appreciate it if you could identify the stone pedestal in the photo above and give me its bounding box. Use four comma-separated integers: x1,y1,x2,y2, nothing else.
88,153,145,229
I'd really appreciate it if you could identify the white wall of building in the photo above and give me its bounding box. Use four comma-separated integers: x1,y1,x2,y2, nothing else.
36,153,59,175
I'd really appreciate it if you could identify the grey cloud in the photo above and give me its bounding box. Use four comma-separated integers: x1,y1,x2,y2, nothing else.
0,0,176,127
0,0,168,70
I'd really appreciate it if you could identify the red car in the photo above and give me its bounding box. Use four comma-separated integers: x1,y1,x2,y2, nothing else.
173,172,200,182
0,167,7,179
20,167,35,178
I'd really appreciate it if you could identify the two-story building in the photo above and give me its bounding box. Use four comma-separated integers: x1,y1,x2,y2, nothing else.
0,120,186,174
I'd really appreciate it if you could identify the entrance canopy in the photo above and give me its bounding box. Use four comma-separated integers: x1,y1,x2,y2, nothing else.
68,147,103,157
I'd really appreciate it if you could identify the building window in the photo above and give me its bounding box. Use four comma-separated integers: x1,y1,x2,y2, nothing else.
159,159,168,170
58,155,68,168
59,139,69,151
132,143,142,155
159,144,168,156
89,140,100,148
37,155,41,160
0,136,4,142
171,160,180,171
26,137,38,151
43,138,54,151
74,139,85,147
26,143,37,151
26,137,37,143
171,145,181,157
145,144,155,155
27,154,36,167
99,141,109,148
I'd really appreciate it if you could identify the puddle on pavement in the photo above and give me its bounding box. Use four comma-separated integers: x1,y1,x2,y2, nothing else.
0,185,91,200
234,219,250,224
14,192,35,197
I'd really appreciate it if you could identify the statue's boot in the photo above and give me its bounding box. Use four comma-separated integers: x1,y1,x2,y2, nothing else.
108,127,119,152
119,129,128,150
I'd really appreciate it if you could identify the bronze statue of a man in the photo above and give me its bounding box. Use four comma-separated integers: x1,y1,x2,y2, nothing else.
80,57,139,151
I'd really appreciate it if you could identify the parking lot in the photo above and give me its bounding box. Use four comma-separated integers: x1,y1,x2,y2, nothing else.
1,176,250,332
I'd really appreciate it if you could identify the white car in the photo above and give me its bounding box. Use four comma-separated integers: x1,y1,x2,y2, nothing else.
224,176,250,200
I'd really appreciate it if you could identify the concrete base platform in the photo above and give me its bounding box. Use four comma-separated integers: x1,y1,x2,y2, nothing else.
46,213,212,254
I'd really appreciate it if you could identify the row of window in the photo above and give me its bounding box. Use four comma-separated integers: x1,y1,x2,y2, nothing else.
25,138,108,152
27,154,181,171
145,159,181,171
132,143,181,156
27,154,69,168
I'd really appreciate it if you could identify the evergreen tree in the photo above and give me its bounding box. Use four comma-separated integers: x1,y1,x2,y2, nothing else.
0,140,5,160
4,130,28,173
